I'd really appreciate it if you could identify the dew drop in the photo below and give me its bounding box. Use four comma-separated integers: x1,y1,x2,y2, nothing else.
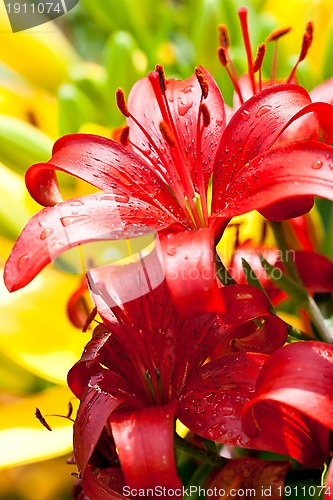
178,101,193,116
240,110,250,121
69,199,84,207
17,254,30,269
99,194,130,204
311,160,323,169
167,246,177,256
38,220,45,227
256,105,272,117
183,85,194,93
40,228,54,240
60,215,91,227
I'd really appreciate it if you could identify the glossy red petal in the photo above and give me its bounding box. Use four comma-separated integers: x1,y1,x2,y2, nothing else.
294,251,333,292
73,380,126,474
310,76,333,105
241,341,333,466
110,402,182,493
179,351,330,466
217,141,333,221
82,467,126,500
128,68,226,193
178,352,268,443
160,228,225,317
215,284,287,354
243,341,333,430
212,84,314,208
4,193,174,292
26,134,185,222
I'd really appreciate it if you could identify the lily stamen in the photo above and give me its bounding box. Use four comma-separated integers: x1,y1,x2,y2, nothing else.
253,43,266,92
287,21,314,83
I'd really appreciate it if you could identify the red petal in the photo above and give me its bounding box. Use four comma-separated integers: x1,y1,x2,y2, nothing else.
310,76,333,105
215,284,287,354
26,134,185,222
209,458,290,500
217,141,333,221
160,228,225,317
110,402,182,492
81,467,126,500
242,341,333,466
178,352,268,443
244,341,333,430
73,380,126,474
295,251,333,292
212,84,315,209
128,68,226,193
4,193,174,292
178,351,330,466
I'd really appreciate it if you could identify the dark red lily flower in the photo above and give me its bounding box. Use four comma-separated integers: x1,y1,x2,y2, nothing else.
64,251,330,497
5,59,333,316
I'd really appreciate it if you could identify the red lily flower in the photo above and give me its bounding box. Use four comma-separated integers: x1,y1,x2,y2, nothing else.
5,58,333,315
64,250,329,497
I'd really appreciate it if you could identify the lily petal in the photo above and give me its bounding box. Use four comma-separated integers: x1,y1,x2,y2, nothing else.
179,351,329,466
4,193,175,292
242,341,333,466
178,352,268,444
212,84,314,205
73,372,134,474
212,84,333,213
25,133,185,222
110,401,182,492
294,251,333,292
81,466,126,500
160,228,225,317
243,341,333,431
218,141,333,220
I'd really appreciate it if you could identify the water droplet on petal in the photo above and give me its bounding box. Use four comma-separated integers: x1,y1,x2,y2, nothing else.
311,160,323,169
40,228,54,240
256,105,272,117
99,194,130,203
69,200,84,207
38,220,45,227
329,164,333,170
240,110,250,121
17,254,30,269
60,215,91,227
178,101,193,116
183,85,194,93
167,246,177,256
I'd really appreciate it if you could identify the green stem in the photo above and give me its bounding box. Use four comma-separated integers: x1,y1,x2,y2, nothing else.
174,433,228,468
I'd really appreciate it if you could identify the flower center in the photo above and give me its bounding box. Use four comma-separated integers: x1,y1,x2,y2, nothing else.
116,66,212,229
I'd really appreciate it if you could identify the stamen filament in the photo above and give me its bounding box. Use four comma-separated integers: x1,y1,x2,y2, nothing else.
238,7,256,94
218,47,244,105
149,70,204,228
